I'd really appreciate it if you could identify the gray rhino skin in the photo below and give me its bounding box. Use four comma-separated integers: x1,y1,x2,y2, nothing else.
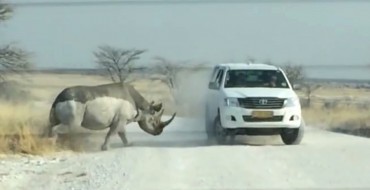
47,82,176,151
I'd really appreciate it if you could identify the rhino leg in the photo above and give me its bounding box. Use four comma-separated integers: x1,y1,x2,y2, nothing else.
118,129,132,147
101,118,132,151
101,123,119,151
44,123,59,146
47,124,58,138
52,100,84,137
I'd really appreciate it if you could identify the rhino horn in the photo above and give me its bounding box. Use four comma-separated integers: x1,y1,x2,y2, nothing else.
156,112,176,129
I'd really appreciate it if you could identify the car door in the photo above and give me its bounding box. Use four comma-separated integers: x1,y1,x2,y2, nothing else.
207,67,225,122
205,66,219,123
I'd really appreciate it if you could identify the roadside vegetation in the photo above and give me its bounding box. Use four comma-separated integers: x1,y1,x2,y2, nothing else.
0,1,49,155
301,100,369,127
300,94,370,137
0,101,58,155
281,62,369,135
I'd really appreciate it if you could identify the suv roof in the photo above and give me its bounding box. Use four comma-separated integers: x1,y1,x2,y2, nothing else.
216,62,280,70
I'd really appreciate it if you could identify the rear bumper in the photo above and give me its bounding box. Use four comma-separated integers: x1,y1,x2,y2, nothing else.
219,106,302,129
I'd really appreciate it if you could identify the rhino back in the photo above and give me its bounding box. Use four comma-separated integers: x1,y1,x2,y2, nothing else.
51,83,131,108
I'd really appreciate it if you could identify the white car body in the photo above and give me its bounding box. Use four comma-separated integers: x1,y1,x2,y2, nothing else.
205,63,304,145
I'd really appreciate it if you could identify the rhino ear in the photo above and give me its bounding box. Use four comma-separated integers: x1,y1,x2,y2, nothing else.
151,102,163,112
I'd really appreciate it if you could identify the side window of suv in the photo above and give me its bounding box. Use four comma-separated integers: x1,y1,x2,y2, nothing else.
215,69,224,88
209,67,219,84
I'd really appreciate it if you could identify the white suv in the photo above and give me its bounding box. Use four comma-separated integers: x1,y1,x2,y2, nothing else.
204,63,304,145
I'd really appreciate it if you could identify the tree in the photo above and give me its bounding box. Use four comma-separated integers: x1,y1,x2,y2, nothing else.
281,63,322,107
0,2,32,81
0,1,12,21
93,45,146,83
153,56,184,91
152,56,205,90
301,83,321,108
280,63,322,107
153,56,207,116
281,63,306,85
246,56,256,63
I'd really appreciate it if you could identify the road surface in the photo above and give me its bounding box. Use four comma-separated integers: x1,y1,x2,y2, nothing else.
1,116,370,190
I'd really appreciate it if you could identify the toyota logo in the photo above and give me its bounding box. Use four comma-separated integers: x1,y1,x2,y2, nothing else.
259,99,268,105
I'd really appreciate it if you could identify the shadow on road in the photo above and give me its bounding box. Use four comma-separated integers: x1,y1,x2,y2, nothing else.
111,139,210,148
110,134,285,148
51,116,290,152
56,131,285,152
112,140,285,148
331,127,370,139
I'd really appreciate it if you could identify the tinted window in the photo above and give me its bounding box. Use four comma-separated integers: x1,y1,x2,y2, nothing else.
224,69,289,88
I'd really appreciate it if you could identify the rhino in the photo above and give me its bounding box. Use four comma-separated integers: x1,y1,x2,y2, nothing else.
46,82,176,151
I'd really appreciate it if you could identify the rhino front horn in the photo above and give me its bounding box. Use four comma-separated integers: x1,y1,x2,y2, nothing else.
158,112,176,129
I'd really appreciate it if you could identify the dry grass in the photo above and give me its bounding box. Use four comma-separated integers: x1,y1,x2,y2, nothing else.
296,86,370,98
303,104,370,137
314,87,370,98
302,104,370,130
0,102,59,155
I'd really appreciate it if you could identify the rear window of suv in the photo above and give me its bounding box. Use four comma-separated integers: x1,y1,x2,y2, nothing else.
224,69,289,88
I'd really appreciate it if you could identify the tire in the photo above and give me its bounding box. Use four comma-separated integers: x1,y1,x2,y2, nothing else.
205,119,216,145
214,115,227,145
205,108,216,144
280,119,305,145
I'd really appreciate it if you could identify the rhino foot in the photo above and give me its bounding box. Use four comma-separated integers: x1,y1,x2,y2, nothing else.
101,144,109,151
123,142,134,147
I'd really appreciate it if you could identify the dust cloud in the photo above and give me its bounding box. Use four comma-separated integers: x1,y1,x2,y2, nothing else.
172,68,213,119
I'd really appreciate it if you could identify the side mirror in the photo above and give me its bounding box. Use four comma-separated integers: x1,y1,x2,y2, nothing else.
208,82,219,89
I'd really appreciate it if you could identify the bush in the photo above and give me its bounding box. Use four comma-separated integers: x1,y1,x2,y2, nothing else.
0,102,58,155
0,80,33,103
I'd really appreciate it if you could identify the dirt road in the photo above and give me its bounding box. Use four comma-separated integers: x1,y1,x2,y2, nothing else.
1,116,370,190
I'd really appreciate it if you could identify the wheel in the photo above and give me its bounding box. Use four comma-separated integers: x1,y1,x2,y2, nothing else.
205,108,213,138
228,133,236,145
280,119,305,145
205,119,216,145
205,108,216,144
214,115,227,145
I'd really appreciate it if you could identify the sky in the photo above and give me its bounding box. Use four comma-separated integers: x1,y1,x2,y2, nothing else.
1,1,370,69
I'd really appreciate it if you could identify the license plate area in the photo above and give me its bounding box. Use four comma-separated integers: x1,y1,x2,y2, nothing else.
251,111,273,118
